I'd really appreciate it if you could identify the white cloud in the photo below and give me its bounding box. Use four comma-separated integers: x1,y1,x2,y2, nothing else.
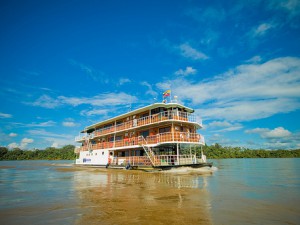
162,57,300,121
141,82,157,97
9,133,17,137
245,55,262,63
28,92,138,109
29,95,61,108
119,78,131,85
208,121,232,127
30,121,56,127
252,22,276,36
62,121,77,127
246,127,292,139
178,43,209,60
80,109,109,117
207,133,240,146
8,142,19,149
245,127,298,149
21,138,34,144
8,138,34,149
28,129,72,139
269,0,300,18
199,98,299,121
207,121,243,132
0,112,12,118
61,92,137,107
175,67,197,76
12,120,56,127
28,129,74,148
51,142,59,148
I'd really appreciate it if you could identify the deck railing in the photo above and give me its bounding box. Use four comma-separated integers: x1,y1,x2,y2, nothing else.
77,132,203,152
113,154,204,167
112,156,152,166
75,110,202,141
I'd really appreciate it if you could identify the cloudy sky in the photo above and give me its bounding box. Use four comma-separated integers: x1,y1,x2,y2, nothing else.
1,0,300,150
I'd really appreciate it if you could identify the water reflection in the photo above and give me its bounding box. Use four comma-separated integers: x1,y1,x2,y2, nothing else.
72,168,212,225
2,159,299,225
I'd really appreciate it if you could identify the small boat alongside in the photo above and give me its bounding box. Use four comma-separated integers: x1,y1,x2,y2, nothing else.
74,100,212,171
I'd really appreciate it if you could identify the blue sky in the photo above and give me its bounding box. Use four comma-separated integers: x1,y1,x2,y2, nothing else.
1,0,300,150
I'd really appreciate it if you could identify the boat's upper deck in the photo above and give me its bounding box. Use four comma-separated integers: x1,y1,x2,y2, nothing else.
76,102,202,142
83,103,195,132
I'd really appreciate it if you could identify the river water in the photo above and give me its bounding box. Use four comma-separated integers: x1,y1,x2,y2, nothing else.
0,158,299,225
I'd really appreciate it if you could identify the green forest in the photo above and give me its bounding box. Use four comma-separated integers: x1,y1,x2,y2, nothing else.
202,144,300,159
0,144,299,160
0,145,76,160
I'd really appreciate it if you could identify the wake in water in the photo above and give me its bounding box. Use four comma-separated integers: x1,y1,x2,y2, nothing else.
161,166,218,174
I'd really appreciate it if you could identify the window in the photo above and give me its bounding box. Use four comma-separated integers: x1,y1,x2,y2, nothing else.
115,136,122,141
141,113,149,118
159,127,171,133
140,130,149,138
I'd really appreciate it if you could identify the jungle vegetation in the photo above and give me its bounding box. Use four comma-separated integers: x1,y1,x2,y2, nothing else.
0,145,76,160
0,144,299,160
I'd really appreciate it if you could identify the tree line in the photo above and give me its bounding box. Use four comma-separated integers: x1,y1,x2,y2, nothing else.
0,144,299,160
0,145,76,160
202,143,300,159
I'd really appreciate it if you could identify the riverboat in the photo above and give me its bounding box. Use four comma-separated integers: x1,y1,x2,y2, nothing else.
74,101,212,170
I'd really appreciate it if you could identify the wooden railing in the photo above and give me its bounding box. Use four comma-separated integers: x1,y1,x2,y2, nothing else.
111,154,201,167
75,111,201,141
77,132,203,152
112,156,152,166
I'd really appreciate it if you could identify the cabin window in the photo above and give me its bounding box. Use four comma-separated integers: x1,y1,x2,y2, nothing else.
104,124,112,129
159,127,171,133
141,113,149,118
102,152,104,155
151,107,165,115
109,137,114,142
115,136,122,141
140,130,149,138
135,150,141,156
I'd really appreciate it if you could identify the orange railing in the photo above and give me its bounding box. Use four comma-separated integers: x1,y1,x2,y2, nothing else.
77,132,203,152
112,156,152,166
110,154,200,167
75,111,201,141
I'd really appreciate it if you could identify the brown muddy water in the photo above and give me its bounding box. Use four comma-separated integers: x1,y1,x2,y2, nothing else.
0,159,299,225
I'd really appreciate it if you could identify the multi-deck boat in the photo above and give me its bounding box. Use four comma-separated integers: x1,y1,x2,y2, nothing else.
74,102,212,170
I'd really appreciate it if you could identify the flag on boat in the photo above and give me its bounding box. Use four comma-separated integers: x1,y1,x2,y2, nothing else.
163,90,171,97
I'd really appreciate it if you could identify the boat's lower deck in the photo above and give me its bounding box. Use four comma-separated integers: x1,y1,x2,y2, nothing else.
75,162,213,171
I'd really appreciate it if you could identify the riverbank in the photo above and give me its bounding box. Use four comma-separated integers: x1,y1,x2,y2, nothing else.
0,145,299,161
